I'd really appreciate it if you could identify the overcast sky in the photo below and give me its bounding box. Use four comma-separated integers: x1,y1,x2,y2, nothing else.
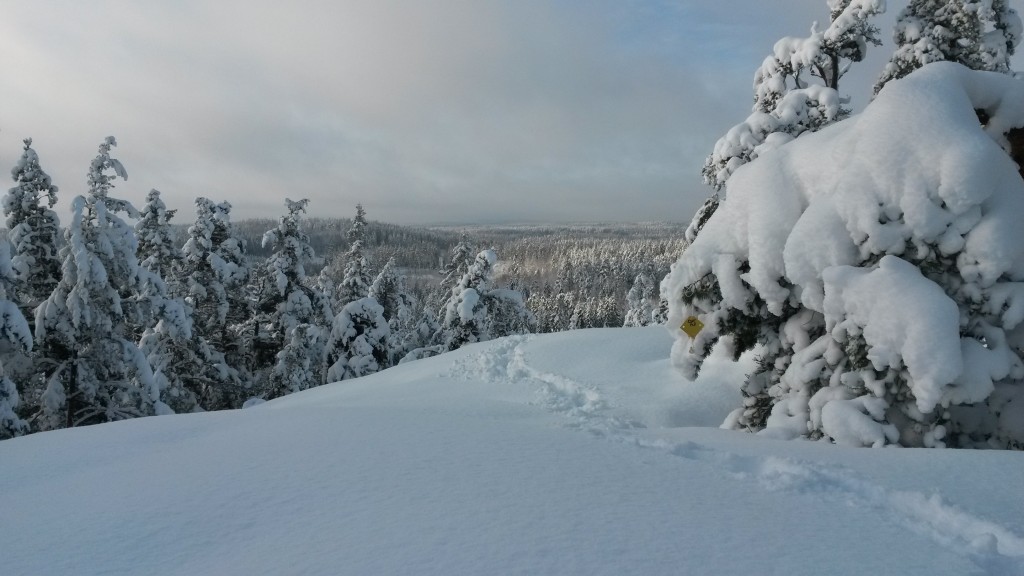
1,1,909,224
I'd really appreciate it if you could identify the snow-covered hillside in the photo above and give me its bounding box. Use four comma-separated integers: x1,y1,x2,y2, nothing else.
2,327,1023,575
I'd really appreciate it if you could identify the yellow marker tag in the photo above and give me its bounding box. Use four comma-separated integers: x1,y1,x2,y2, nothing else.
681,316,704,339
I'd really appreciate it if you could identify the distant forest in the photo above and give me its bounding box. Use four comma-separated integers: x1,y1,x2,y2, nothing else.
231,217,686,331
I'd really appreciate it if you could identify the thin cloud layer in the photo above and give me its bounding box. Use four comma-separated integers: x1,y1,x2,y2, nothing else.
0,1,906,224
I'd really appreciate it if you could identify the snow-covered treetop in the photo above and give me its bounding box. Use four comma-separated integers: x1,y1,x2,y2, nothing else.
348,203,367,246
6,138,58,218
136,189,181,276
262,198,315,297
704,0,884,191
875,0,1021,93
87,137,128,200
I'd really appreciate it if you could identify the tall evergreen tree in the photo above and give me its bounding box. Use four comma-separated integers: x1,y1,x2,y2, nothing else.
623,273,656,327
136,189,181,279
255,199,327,397
336,204,373,308
3,138,61,310
0,240,31,439
436,232,475,313
34,137,162,428
177,198,250,407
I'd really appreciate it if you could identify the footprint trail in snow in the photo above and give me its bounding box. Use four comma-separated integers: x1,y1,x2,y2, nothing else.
452,337,1024,576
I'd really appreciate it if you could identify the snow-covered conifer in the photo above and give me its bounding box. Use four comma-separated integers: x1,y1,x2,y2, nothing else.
440,249,534,350
875,0,1021,93
337,204,374,307
4,138,61,309
325,297,390,381
623,273,656,327
177,198,251,406
665,63,1024,448
34,137,162,428
398,306,443,363
369,257,414,328
369,257,416,363
437,232,475,311
0,240,31,438
250,199,327,393
268,324,321,397
136,189,181,278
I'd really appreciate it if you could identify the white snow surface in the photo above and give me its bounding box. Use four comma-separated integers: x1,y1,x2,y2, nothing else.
2,327,1023,575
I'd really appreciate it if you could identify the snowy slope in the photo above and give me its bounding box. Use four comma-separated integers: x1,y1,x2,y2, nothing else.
2,327,1023,576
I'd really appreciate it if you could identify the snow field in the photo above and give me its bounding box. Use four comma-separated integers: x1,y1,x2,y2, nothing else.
1,327,1022,575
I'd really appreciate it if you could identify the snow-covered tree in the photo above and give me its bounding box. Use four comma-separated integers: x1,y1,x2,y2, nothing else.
702,0,885,191
337,204,373,307
253,198,327,395
369,258,414,327
136,189,181,278
368,257,416,363
875,0,1021,94
324,297,390,382
0,240,31,439
4,138,61,309
177,198,250,407
269,324,321,396
437,232,475,311
398,306,443,363
623,273,656,327
34,137,163,428
665,63,1024,449
440,249,534,350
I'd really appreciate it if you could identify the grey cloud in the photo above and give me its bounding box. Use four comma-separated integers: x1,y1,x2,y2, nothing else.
0,0,927,225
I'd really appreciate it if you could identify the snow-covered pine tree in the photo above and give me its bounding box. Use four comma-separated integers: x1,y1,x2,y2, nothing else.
874,0,1021,94
0,240,32,439
623,273,656,327
439,249,534,350
702,0,885,191
271,323,321,395
177,198,250,408
436,232,475,312
398,306,443,363
4,138,61,310
136,189,181,279
257,199,329,398
337,204,373,308
369,257,413,328
34,137,163,428
665,63,1024,448
324,297,390,382
368,256,415,362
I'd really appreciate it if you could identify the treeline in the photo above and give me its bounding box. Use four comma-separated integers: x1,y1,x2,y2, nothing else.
232,220,683,332
0,137,682,441
0,138,534,439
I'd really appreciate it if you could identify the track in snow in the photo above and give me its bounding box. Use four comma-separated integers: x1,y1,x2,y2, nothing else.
452,336,1024,576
